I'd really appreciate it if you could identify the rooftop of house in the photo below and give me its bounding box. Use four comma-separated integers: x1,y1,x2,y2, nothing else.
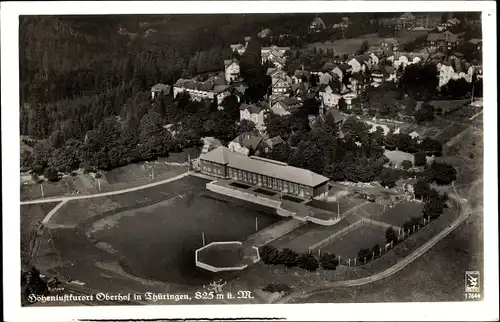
151,83,171,92
275,97,303,108
291,82,309,93
266,136,285,147
173,76,227,92
224,59,239,67
427,31,459,42
231,132,264,150
468,38,482,44
310,17,326,27
294,69,311,78
240,103,264,114
200,146,329,187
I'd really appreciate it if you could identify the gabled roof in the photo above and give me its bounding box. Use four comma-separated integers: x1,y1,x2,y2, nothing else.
266,136,285,147
224,59,239,67
468,38,482,44
338,63,351,71
240,103,263,114
356,54,371,63
151,83,171,92
200,146,329,187
272,74,292,86
322,62,338,72
213,85,231,94
291,82,309,93
231,132,264,150
311,17,326,28
427,33,442,42
173,78,189,87
234,84,248,95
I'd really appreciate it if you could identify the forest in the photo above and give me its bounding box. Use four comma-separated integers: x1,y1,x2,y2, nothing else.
19,13,399,174
19,13,473,184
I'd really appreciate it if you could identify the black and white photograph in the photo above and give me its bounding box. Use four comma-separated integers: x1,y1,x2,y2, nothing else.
2,1,498,321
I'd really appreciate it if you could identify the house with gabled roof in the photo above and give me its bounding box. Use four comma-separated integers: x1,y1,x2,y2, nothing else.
228,132,265,156
261,46,290,67
292,69,311,84
239,103,267,131
270,97,303,116
151,83,171,100
258,28,272,38
264,136,285,153
224,59,241,83
318,83,342,109
230,44,247,56
173,78,232,104
309,16,327,33
427,31,460,51
271,73,293,97
291,82,309,98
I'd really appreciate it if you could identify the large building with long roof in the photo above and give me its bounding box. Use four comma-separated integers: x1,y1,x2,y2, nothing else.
199,146,329,199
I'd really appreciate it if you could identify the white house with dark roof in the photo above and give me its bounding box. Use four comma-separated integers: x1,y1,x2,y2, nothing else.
199,146,329,199
151,83,171,100
239,103,266,131
224,59,241,83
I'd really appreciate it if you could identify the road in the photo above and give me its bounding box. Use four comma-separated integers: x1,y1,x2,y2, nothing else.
277,193,471,303
21,171,192,205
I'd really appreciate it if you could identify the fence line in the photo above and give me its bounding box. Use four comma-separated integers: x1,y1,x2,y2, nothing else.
340,214,435,268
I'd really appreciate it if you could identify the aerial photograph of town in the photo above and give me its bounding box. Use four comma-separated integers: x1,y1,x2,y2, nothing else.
17,10,486,309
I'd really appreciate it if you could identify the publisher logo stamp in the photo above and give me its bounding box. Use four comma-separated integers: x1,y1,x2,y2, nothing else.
465,271,480,293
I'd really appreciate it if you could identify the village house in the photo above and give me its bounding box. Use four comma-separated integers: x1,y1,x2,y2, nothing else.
261,46,290,68
228,132,265,156
396,12,417,30
370,65,386,87
468,64,483,80
309,16,327,33
201,137,223,155
258,28,272,38
468,38,482,52
347,57,363,73
239,103,267,132
270,97,303,116
264,136,285,153
290,82,310,99
318,84,342,108
437,63,456,88
332,64,351,80
426,31,460,51
173,78,231,105
379,38,399,54
230,44,247,56
151,83,171,100
292,69,311,84
224,59,241,83
270,72,293,97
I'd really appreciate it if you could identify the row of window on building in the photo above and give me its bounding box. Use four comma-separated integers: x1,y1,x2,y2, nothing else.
227,167,311,197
